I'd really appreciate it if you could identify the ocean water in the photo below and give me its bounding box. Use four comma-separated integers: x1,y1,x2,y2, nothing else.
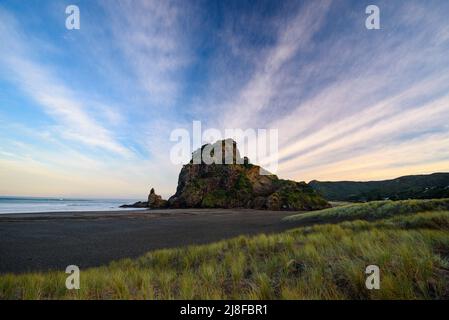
0,197,142,214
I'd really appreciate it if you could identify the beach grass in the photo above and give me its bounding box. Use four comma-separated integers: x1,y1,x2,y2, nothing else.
283,198,449,224
1,199,449,299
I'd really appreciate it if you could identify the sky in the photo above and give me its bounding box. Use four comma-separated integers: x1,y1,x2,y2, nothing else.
0,0,449,199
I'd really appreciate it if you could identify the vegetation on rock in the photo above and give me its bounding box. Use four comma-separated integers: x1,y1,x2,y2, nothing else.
167,139,329,211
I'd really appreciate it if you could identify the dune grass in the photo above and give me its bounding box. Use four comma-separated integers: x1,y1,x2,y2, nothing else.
283,198,449,224
1,199,449,299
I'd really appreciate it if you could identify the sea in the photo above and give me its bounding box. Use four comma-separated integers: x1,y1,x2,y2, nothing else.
0,196,142,214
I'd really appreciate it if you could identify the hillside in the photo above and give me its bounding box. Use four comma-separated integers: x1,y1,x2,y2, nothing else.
309,173,449,202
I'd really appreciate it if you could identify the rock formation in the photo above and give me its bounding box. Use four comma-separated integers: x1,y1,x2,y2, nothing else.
121,139,330,211
120,188,167,209
148,188,167,208
167,139,329,210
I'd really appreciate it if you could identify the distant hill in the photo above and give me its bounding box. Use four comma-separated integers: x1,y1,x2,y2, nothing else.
309,173,449,201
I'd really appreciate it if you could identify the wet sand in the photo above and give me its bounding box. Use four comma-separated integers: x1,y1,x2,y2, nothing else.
0,209,300,274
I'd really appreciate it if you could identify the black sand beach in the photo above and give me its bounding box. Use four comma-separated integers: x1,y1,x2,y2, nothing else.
0,209,297,274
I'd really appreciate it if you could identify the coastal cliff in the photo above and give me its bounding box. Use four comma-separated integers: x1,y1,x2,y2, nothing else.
122,139,330,211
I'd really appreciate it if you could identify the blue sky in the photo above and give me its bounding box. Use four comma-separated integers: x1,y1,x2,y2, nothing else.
1,0,449,198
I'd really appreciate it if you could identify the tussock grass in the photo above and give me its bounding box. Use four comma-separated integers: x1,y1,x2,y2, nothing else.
1,200,449,299
283,198,449,224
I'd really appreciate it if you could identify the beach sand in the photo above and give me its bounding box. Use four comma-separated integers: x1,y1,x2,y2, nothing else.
0,209,299,274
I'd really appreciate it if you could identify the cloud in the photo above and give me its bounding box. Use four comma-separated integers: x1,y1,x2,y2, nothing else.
276,72,449,167
279,93,449,174
219,0,332,129
212,1,449,181
0,4,186,197
285,130,449,182
0,122,180,198
1,0,449,199
102,0,194,107
0,8,132,157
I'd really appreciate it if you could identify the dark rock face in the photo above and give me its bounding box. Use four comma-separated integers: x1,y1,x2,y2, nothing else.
167,139,330,211
148,188,167,208
120,201,148,208
120,188,167,209
122,139,330,211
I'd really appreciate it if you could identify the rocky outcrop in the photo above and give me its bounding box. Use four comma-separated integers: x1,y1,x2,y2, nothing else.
120,201,148,208
121,139,330,211
148,188,167,208
167,139,330,211
120,188,167,209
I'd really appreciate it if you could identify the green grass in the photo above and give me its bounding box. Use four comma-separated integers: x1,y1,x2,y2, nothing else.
1,199,449,299
283,198,449,224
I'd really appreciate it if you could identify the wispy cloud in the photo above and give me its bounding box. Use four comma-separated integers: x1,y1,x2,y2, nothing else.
0,8,132,157
220,0,332,129
210,0,449,181
103,0,193,107
0,0,448,198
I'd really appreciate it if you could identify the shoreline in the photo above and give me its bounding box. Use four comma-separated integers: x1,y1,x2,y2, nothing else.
0,208,298,274
0,209,149,220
